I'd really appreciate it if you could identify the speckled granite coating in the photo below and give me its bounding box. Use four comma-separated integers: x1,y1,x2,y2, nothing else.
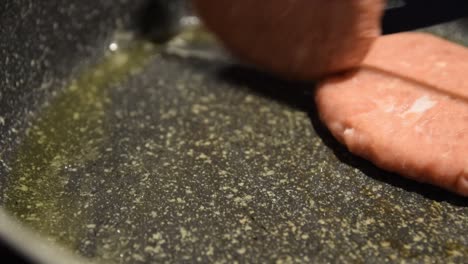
0,0,146,166
0,1,467,263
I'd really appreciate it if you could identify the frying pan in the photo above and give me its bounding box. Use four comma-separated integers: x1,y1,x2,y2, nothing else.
0,0,467,263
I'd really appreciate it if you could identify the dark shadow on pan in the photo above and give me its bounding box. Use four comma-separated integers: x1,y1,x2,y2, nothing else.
218,65,315,111
218,64,468,207
135,0,187,42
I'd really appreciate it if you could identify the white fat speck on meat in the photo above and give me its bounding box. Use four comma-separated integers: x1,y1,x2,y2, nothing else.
403,95,437,115
344,128,355,136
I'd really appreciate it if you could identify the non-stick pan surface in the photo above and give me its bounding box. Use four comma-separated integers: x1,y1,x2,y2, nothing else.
0,1,467,263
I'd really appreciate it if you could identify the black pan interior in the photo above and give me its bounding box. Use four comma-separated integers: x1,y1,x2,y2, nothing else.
0,1,467,263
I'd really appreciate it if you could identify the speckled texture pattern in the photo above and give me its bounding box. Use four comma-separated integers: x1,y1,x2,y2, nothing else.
0,0,145,155
0,1,467,263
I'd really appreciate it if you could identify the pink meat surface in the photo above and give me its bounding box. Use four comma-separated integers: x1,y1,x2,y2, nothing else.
316,33,468,196
193,0,385,80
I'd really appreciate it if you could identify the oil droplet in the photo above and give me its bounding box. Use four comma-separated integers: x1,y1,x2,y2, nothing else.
109,42,119,52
